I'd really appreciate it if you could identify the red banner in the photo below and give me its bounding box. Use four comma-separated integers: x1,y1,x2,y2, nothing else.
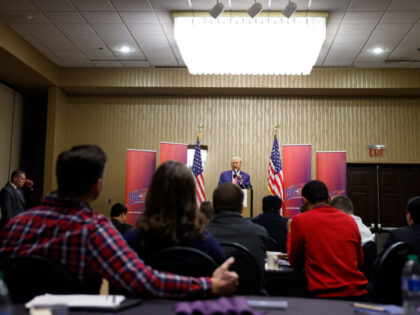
282,144,312,218
159,142,188,165
316,151,347,198
124,149,156,225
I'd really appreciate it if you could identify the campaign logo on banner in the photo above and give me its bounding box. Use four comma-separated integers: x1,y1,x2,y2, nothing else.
127,188,148,206
125,149,156,225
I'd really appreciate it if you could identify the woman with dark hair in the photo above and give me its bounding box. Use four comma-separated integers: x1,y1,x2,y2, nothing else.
124,161,226,265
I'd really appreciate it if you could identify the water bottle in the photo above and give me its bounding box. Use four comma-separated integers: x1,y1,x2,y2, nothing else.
402,255,420,315
0,270,12,315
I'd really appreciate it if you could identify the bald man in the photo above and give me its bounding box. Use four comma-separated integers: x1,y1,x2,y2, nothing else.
218,157,252,189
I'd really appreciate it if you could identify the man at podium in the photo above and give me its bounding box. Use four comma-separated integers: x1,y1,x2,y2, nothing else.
218,157,252,189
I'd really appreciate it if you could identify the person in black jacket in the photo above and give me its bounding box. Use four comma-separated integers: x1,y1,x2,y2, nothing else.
0,170,33,229
377,196,420,257
110,203,133,235
252,195,289,252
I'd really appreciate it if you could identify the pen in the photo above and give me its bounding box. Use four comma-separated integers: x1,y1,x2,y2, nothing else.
352,303,386,312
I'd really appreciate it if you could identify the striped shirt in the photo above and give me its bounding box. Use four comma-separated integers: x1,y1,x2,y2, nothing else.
0,194,212,298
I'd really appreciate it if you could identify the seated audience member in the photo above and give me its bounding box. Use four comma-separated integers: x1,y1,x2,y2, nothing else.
207,183,268,293
375,196,420,261
331,195,375,245
110,203,133,235
0,145,238,298
252,195,289,252
287,180,368,299
199,201,213,227
125,161,226,265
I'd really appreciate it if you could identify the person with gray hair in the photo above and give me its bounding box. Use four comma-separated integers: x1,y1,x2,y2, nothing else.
331,195,375,245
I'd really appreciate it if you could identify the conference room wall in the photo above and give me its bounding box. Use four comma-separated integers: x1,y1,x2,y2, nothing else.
46,94,420,217
0,82,24,187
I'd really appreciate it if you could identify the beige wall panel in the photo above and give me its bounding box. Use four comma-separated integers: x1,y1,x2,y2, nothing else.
57,95,420,217
43,87,69,195
0,83,14,185
9,92,23,173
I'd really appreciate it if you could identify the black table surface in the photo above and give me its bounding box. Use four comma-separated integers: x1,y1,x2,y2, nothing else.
14,296,362,315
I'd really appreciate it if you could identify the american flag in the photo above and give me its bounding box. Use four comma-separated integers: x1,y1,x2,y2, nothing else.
192,134,205,204
268,134,284,200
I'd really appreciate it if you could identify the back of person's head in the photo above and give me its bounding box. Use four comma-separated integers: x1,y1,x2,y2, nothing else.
11,170,25,181
199,201,213,221
262,195,282,214
407,196,420,224
331,195,354,214
301,180,329,205
56,145,106,197
111,203,127,218
137,161,199,245
213,183,243,214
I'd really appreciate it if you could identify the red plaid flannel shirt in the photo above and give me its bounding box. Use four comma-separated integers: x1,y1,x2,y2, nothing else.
0,194,212,298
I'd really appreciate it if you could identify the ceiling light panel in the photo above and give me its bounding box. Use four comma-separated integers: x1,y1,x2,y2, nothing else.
174,16,326,75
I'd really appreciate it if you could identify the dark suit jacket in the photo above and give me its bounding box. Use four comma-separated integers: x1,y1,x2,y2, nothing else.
380,224,420,255
111,219,133,236
252,212,289,252
372,224,420,276
207,211,268,292
218,170,252,189
0,183,26,229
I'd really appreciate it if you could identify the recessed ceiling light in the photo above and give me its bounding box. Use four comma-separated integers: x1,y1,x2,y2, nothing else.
25,15,35,21
371,47,387,55
116,45,132,53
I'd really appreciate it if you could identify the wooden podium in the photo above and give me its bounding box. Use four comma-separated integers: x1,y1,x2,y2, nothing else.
242,189,254,218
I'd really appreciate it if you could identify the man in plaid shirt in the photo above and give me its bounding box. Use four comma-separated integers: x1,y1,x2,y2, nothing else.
0,145,238,299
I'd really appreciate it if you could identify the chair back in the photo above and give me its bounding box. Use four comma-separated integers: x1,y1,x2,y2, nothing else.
361,240,377,279
267,237,282,252
219,242,261,295
3,254,82,303
372,241,410,305
145,246,218,277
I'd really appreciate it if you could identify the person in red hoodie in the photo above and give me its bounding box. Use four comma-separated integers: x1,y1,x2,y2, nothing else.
287,180,368,300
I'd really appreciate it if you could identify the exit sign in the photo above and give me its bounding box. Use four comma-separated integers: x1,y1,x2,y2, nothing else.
366,145,385,157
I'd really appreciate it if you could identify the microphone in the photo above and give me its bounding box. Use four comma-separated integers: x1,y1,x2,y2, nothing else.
233,170,237,178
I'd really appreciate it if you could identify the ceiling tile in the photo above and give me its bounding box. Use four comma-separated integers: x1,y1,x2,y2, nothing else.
325,23,340,37
54,51,90,62
44,11,85,23
380,11,420,24
408,24,420,36
57,23,96,35
150,0,192,11
373,23,413,37
120,60,149,67
115,50,145,60
66,34,106,50
91,23,130,36
342,12,383,24
23,23,61,36
71,0,115,11
93,60,123,67
119,12,159,23
348,0,392,11
356,53,388,62
156,12,173,25
0,0,38,11
336,24,376,37
354,61,384,68
303,0,351,11
395,35,420,52
64,60,94,66
146,52,177,62
110,0,153,11
82,11,122,23
84,49,116,60
36,34,81,53
409,62,420,68
388,0,420,11
31,0,75,11
3,11,49,23
126,23,164,35
133,33,167,45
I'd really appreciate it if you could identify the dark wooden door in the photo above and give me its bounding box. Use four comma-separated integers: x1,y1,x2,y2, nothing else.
347,164,420,231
